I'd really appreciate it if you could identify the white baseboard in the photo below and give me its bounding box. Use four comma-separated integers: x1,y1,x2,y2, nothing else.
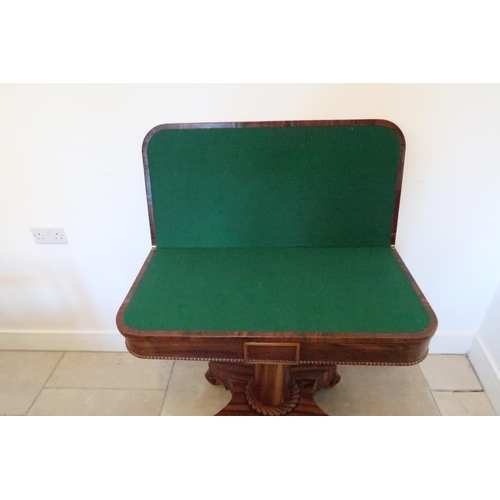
0,331,127,352
428,332,475,354
468,337,500,416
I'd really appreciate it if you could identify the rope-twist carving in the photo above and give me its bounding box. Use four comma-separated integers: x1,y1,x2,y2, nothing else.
245,377,300,416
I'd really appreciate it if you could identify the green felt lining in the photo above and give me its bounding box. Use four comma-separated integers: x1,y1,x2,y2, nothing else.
146,125,401,248
123,248,430,334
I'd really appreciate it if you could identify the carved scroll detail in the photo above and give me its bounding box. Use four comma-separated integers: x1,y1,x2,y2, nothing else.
205,364,233,392
311,367,341,394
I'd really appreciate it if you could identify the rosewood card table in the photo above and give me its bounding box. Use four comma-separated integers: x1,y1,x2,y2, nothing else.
116,120,437,416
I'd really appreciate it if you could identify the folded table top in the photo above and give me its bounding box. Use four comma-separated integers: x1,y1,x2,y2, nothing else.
117,120,437,363
144,121,403,248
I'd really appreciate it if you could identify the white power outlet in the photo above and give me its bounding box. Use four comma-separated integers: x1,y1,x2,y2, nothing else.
30,227,69,244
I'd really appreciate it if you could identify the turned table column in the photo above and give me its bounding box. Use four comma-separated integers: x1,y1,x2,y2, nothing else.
245,363,301,415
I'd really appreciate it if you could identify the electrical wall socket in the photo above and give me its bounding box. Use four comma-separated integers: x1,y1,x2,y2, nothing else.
30,227,68,244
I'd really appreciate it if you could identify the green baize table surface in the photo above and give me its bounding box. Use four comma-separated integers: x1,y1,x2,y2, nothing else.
123,247,431,334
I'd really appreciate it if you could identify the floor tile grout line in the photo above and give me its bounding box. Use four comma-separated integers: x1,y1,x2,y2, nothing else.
32,387,167,391
429,390,497,416
419,356,485,396
429,390,443,416
418,364,443,416
24,351,67,416
159,361,176,416
431,389,485,393
466,354,485,391
40,352,175,392
418,364,434,390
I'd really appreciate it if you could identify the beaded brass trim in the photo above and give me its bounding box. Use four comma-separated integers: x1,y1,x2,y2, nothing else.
125,349,428,367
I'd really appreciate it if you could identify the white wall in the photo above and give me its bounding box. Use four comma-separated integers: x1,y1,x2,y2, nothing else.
1,84,500,354
469,282,500,414
478,285,500,367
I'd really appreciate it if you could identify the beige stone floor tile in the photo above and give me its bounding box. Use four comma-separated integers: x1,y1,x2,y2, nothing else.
419,355,482,391
45,352,174,390
314,364,440,416
161,361,232,416
0,351,63,415
432,391,497,416
27,388,164,416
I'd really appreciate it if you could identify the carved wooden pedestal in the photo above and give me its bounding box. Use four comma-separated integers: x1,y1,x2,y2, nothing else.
205,361,341,416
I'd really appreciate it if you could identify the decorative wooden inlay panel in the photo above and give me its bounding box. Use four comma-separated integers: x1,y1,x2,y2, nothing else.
243,342,300,364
